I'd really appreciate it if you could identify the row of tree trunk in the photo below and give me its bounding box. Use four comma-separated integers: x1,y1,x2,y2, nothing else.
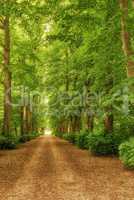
1,16,35,136
57,0,133,135
56,112,113,135
0,0,133,136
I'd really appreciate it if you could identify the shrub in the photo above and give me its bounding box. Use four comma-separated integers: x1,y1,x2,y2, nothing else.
115,117,134,136
0,135,19,150
32,131,42,137
62,133,76,144
75,131,89,149
54,132,63,138
19,134,36,143
112,132,132,154
88,133,115,155
119,138,134,169
88,131,132,156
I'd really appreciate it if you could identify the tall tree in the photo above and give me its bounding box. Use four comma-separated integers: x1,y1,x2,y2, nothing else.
0,15,12,135
120,0,134,77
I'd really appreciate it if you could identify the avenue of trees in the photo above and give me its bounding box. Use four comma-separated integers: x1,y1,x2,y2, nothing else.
0,0,47,138
45,0,134,134
0,0,134,167
44,0,134,168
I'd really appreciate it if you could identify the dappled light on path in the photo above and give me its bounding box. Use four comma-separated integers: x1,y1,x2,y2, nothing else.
0,136,134,200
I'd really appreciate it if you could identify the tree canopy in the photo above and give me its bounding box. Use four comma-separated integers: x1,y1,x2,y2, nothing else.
0,0,133,145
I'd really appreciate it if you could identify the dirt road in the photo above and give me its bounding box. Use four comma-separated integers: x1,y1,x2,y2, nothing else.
0,136,134,200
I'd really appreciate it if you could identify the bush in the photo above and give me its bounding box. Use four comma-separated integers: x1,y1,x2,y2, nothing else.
0,135,19,150
119,138,134,169
0,132,41,150
115,117,134,136
88,133,115,155
19,135,31,143
54,132,63,138
62,133,76,144
112,132,131,154
75,131,89,149
88,131,132,156
19,133,40,143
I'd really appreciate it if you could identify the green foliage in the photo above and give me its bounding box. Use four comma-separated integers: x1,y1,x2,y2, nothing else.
55,130,89,149
75,131,89,149
0,0,133,155
19,135,33,143
115,117,134,136
88,132,131,156
0,135,19,150
54,132,63,138
0,1,48,137
0,132,41,149
119,138,134,169
19,132,40,143
62,133,76,144
88,133,115,155
44,0,133,140
112,132,133,153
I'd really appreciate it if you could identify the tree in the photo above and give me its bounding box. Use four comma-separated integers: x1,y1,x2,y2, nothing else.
120,0,134,77
0,13,12,135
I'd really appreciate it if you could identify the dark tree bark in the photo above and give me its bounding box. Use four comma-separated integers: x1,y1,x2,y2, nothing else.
104,73,114,133
26,105,32,133
20,105,27,135
87,115,94,131
104,108,113,133
70,116,81,132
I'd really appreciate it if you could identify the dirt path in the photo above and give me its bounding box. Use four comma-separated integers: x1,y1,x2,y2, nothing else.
0,136,134,200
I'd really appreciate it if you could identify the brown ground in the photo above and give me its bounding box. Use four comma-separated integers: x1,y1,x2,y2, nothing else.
0,135,134,200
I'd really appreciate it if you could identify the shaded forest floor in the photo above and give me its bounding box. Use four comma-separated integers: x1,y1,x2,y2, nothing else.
0,136,134,200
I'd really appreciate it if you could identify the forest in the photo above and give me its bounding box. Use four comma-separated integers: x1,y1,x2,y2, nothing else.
0,0,134,199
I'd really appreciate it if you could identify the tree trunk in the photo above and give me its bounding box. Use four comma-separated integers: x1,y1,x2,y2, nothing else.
27,108,32,133
20,105,27,135
26,106,30,133
104,111,113,133
3,16,12,135
87,115,94,131
21,92,33,135
14,125,18,136
71,116,81,132
120,0,134,77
